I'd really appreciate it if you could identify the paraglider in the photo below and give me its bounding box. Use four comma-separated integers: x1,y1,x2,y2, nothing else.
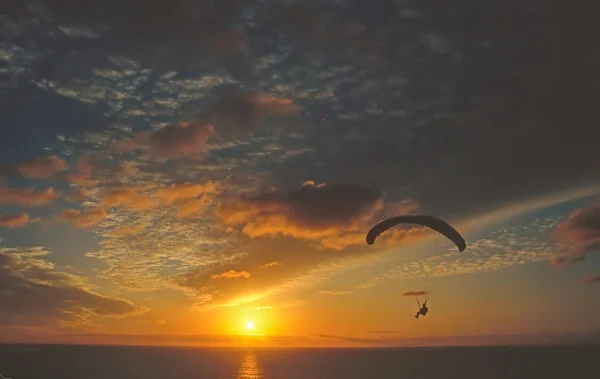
366,215,466,252
402,291,430,319
415,299,429,319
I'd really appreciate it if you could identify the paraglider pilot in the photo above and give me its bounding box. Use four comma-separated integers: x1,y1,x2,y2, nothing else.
415,300,429,319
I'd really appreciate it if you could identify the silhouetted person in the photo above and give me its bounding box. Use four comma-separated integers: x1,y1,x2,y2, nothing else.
415,301,428,319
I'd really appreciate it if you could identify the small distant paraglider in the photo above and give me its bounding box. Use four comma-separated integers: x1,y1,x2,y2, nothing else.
401,291,430,320
365,215,466,252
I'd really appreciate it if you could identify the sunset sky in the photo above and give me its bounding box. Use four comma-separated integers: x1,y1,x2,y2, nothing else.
1,0,598,347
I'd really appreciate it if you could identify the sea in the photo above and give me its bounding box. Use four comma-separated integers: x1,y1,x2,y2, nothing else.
0,344,597,379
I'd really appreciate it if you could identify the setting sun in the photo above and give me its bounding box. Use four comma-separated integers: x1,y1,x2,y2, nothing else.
246,321,254,330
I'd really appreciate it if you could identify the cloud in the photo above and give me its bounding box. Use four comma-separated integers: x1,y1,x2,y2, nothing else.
0,212,30,228
204,89,303,139
66,187,92,202
63,154,101,186
154,182,220,217
113,122,217,159
553,201,600,263
400,290,430,297
101,188,156,210
582,275,600,284
15,155,67,179
154,182,219,204
57,207,108,229
210,270,251,280
318,290,352,296
0,186,58,206
216,181,422,250
112,89,302,159
0,247,145,329
261,261,282,268
110,224,146,237
215,181,401,249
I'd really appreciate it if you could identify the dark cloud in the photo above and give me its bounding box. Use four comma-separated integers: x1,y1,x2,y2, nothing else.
203,89,304,139
216,180,423,250
0,248,144,328
553,202,600,263
3,0,255,78
112,122,217,159
215,181,385,249
400,290,430,297
264,0,593,223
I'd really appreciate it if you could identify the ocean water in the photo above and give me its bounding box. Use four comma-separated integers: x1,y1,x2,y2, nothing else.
0,344,596,379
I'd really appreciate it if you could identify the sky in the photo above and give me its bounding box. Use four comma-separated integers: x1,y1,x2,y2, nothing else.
0,0,598,348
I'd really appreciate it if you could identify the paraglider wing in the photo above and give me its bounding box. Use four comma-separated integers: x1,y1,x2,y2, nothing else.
366,215,466,252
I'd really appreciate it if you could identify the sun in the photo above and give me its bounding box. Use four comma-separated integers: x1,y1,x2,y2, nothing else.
246,321,254,330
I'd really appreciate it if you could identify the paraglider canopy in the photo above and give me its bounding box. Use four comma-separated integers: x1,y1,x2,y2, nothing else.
366,215,466,252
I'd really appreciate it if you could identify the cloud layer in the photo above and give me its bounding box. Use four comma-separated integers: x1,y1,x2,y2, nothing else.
0,247,145,329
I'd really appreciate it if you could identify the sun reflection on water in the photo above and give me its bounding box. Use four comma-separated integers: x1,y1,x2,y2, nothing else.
236,352,263,379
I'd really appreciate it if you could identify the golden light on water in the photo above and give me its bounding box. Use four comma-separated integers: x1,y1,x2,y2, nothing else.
237,352,263,379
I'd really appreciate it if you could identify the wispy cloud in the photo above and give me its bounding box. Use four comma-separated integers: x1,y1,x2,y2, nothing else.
261,261,282,268
318,290,352,296
211,270,251,280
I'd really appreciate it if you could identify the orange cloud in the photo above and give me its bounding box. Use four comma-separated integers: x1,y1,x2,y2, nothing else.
113,161,139,180
177,196,214,217
0,212,30,228
101,188,156,210
64,154,101,186
58,207,108,229
113,122,216,159
153,182,219,217
261,261,282,268
210,270,251,280
154,182,219,204
215,181,418,249
110,224,146,237
0,187,58,206
400,291,430,297
15,155,67,179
